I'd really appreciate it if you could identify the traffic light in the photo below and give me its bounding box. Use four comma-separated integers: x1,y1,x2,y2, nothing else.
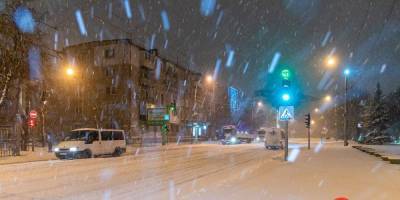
28,118,35,128
281,69,291,87
171,101,176,113
161,124,169,133
281,69,290,80
305,113,311,128
167,101,177,115
282,93,290,102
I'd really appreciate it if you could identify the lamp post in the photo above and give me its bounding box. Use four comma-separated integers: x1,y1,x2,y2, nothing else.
344,69,350,146
324,95,332,103
325,56,338,68
40,84,48,148
65,66,82,122
252,101,263,124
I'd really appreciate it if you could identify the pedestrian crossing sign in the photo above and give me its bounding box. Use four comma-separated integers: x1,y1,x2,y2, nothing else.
279,106,294,121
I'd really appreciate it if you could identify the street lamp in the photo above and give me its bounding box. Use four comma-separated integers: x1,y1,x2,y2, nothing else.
257,101,263,107
314,108,319,113
325,56,338,68
206,74,213,83
344,68,350,146
66,67,75,77
324,95,332,102
344,68,350,76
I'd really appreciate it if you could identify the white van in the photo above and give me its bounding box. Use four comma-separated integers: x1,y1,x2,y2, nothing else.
54,128,127,159
264,127,285,150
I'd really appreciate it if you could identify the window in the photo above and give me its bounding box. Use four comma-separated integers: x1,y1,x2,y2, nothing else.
104,48,115,58
106,87,117,95
112,131,124,140
86,131,99,144
101,131,112,141
104,67,113,77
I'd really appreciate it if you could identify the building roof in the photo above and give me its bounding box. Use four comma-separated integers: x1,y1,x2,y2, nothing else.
63,38,147,52
62,39,202,76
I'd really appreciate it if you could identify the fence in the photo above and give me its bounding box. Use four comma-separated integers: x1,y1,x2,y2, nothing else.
0,126,19,157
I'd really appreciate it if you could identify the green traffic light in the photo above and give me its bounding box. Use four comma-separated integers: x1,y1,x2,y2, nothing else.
281,69,290,80
282,93,290,101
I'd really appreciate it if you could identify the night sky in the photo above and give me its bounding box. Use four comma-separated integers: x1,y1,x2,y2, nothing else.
29,0,400,98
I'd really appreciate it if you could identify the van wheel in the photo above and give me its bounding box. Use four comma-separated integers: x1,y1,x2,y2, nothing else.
82,150,92,159
112,148,122,157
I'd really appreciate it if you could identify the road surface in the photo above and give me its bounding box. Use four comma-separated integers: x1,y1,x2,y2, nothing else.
0,140,399,200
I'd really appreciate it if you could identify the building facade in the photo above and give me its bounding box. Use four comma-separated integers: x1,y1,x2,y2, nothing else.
48,39,215,143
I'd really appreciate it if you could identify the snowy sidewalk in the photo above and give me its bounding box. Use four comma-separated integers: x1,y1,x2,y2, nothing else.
0,147,56,165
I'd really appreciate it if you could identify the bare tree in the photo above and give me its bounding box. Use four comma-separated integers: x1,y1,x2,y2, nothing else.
0,1,42,151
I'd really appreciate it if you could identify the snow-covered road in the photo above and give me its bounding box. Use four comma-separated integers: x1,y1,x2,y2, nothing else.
0,141,399,200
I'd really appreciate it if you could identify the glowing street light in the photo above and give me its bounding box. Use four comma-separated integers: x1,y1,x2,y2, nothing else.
325,56,338,68
344,68,350,76
314,108,319,113
206,74,213,83
311,120,315,125
257,101,263,107
66,67,75,77
324,95,332,102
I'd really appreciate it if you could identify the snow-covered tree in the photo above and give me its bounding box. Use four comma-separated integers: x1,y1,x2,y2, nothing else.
363,83,389,137
385,87,400,125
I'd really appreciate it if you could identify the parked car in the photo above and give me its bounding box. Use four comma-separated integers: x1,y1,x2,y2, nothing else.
54,128,126,159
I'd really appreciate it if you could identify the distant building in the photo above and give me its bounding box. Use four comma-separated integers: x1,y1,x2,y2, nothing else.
48,39,218,143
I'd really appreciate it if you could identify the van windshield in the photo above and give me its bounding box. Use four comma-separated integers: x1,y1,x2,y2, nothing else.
64,130,93,141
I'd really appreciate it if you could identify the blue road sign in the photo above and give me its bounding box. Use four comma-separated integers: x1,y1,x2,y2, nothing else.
279,106,294,121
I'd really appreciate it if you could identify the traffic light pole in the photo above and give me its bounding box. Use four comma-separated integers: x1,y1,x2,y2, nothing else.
307,125,311,150
284,120,289,161
344,75,348,146
305,113,311,150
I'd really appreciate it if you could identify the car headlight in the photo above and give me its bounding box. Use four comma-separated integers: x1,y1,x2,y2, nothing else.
54,147,59,152
230,137,237,143
69,147,78,152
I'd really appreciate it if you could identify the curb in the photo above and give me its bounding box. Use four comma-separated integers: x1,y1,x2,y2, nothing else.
352,145,400,165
